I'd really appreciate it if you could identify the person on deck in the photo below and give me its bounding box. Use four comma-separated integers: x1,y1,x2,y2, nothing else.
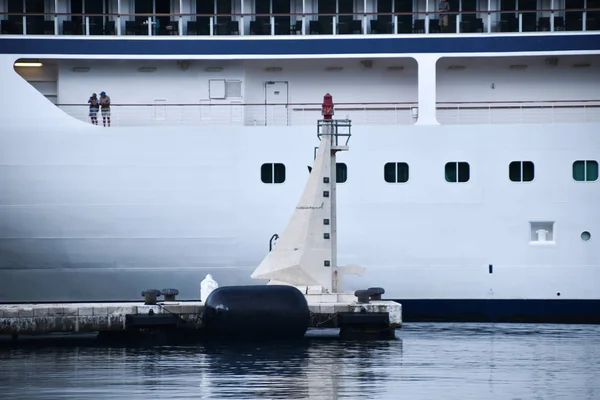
439,0,450,33
99,91,111,127
88,93,99,125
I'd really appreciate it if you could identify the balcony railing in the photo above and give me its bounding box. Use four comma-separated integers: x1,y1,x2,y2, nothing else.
56,100,600,127
1,9,599,36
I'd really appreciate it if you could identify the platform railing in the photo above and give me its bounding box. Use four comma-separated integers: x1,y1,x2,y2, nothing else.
1,8,598,36
55,100,600,127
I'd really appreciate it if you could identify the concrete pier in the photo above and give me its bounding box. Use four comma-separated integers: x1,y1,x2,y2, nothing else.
0,297,401,341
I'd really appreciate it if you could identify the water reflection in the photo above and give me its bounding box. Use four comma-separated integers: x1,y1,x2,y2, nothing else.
201,340,312,399
199,337,399,400
0,324,598,400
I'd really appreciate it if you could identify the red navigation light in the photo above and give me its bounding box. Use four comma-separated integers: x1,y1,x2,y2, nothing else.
321,93,334,120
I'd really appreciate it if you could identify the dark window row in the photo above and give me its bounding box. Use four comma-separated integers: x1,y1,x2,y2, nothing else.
3,15,600,36
261,160,599,184
261,163,348,184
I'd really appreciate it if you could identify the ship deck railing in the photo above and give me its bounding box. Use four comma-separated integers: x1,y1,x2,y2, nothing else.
1,7,599,36
55,100,600,127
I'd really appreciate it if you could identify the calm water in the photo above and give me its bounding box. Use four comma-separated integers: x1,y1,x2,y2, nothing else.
1,323,598,400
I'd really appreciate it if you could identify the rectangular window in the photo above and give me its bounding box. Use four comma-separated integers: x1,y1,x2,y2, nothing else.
377,0,392,24
24,0,44,33
509,161,535,182
196,0,213,28
573,160,599,181
225,80,242,98
336,163,347,183
384,162,409,183
216,0,232,19
272,0,291,27
208,79,226,99
338,0,354,25
445,162,470,183
135,0,152,22
261,163,286,184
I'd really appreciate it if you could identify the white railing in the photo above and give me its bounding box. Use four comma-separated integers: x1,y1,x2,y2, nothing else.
437,101,600,125
58,103,417,127
57,101,600,127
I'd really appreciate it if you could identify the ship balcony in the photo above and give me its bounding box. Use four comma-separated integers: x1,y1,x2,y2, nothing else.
0,0,599,37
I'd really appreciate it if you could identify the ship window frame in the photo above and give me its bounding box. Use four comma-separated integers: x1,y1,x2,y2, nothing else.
384,162,409,183
225,80,243,99
509,161,535,182
208,79,227,100
445,161,470,183
261,163,286,184
573,160,598,182
336,163,347,183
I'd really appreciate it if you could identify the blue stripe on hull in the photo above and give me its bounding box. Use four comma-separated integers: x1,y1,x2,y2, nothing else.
390,299,600,324
1,34,600,56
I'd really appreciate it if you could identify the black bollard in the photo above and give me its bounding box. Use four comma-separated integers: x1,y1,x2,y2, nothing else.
367,287,385,301
354,289,370,304
161,288,179,301
142,289,161,305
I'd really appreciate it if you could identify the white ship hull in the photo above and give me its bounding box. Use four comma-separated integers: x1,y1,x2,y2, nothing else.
2,120,599,300
1,37,599,321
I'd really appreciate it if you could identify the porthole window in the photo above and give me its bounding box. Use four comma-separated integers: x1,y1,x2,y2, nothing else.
445,162,470,183
573,160,598,182
261,163,286,184
509,161,535,182
384,162,409,183
581,231,591,241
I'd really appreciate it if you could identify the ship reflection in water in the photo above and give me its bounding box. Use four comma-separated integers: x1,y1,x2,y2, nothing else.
1,323,599,400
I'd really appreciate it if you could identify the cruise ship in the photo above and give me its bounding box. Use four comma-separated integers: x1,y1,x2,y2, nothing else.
0,0,599,323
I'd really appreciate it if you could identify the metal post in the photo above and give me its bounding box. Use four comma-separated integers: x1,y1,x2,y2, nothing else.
363,0,367,34
270,0,274,35
179,0,183,35
54,0,58,35
117,0,121,35
333,0,338,35
425,0,429,33
487,0,491,32
240,0,244,35
22,0,26,35
392,0,396,34
487,13,491,33
583,0,587,31
302,0,306,35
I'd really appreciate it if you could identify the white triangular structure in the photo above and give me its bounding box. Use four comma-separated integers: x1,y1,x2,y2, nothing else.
251,119,365,294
